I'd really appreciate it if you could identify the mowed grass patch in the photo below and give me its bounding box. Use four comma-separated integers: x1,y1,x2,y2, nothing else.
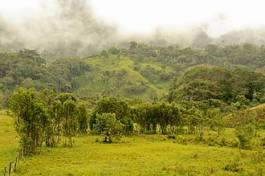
0,110,19,168
14,135,264,176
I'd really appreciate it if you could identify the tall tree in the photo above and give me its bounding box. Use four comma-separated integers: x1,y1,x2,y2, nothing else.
9,88,48,154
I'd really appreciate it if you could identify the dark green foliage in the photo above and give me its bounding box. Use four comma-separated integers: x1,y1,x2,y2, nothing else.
129,41,138,50
2,42,265,102
223,159,244,173
48,58,90,92
94,113,124,142
94,97,129,120
101,50,109,58
108,47,120,55
49,99,63,145
0,49,50,91
77,104,89,134
124,84,147,95
0,50,90,96
9,88,48,154
53,93,79,147
90,97,133,134
169,65,265,110
133,102,182,134
9,88,90,154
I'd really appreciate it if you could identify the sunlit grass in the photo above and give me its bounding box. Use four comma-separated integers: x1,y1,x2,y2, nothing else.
0,110,19,168
1,111,264,176
11,135,264,176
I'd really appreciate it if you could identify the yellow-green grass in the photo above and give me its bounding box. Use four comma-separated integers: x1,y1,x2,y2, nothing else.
13,135,264,176
0,110,19,169
1,112,264,176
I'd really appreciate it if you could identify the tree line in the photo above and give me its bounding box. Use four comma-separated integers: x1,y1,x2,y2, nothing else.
5,42,265,154
0,49,90,95
9,88,89,154
2,42,265,101
9,87,265,155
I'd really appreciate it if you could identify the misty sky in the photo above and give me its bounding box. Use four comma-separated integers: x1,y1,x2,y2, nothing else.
0,0,265,37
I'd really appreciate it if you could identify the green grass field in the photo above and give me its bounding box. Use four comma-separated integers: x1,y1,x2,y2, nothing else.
14,137,265,176
1,111,264,176
0,111,18,169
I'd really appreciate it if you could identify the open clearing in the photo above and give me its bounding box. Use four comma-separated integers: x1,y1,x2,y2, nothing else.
0,112,264,176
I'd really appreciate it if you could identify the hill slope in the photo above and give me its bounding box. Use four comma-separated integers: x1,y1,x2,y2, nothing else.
2,43,265,102
73,55,174,99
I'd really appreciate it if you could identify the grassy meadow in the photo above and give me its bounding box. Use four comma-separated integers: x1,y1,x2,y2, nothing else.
13,136,265,176
0,111,264,176
0,111,18,169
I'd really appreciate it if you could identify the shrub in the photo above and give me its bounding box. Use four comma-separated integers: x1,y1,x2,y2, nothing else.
9,88,48,154
224,159,244,173
94,113,124,143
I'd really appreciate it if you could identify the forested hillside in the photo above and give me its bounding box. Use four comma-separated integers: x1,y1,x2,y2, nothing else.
1,42,265,104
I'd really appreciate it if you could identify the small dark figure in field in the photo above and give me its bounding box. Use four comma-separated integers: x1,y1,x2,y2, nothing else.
104,132,112,143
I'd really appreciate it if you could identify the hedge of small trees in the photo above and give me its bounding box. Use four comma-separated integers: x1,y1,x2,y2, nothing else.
9,88,263,155
94,113,124,143
9,88,48,154
9,88,89,155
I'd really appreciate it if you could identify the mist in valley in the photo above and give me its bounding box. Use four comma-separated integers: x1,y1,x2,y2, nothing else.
1,0,265,57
